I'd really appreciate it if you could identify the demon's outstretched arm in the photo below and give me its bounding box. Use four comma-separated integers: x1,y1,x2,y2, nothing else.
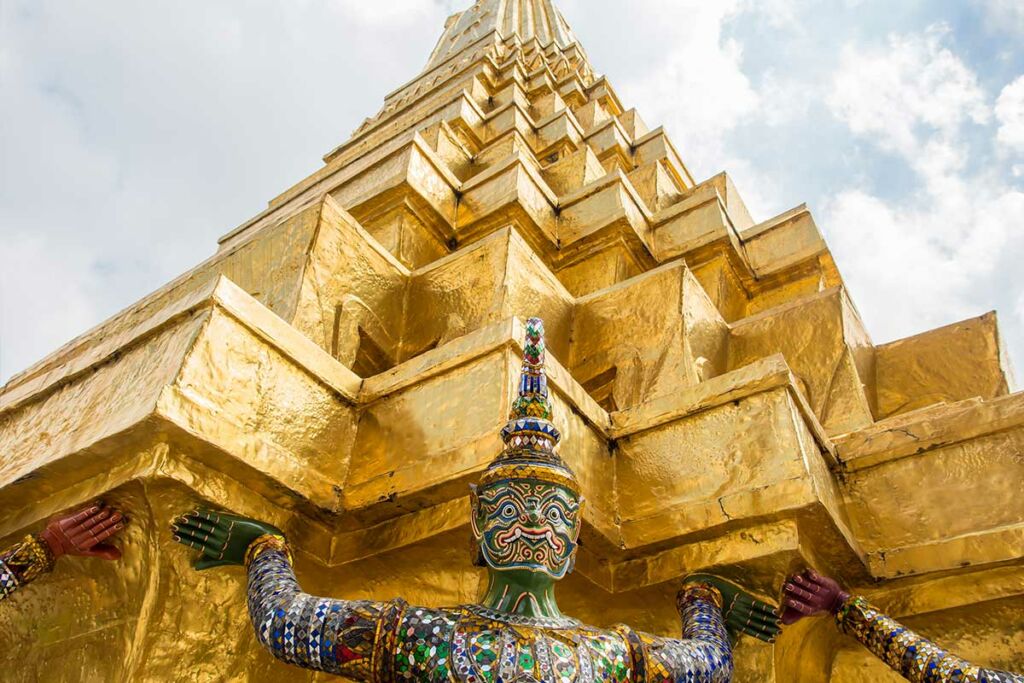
783,569,1023,683
2,504,124,602
173,510,396,680
622,576,780,683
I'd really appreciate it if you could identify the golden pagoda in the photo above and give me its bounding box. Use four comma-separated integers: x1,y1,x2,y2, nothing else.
0,1,1021,680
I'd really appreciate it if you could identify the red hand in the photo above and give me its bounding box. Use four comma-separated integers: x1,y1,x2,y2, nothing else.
781,568,849,625
40,504,126,561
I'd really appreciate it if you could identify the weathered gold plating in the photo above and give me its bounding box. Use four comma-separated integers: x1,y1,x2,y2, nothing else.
0,0,1020,680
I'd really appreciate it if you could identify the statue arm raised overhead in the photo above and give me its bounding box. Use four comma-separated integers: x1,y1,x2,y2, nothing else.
623,582,733,682
625,576,779,682
834,595,1023,683
783,569,1024,683
1,504,124,602
0,534,56,601
173,510,391,680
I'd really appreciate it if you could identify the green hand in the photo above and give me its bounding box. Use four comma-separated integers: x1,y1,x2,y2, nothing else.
170,509,282,570
684,573,781,643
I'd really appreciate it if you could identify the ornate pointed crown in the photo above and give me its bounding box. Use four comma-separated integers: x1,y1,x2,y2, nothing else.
478,318,580,492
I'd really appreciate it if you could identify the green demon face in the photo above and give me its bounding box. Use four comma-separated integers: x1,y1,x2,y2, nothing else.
471,478,582,580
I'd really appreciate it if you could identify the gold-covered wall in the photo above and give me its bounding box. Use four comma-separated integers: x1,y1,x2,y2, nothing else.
1,0,1022,680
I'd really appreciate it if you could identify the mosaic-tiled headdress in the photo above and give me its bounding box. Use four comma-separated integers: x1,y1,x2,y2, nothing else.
478,318,580,492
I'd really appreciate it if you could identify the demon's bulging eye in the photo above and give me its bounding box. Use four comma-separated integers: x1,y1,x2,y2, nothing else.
546,506,563,523
499,503,518,519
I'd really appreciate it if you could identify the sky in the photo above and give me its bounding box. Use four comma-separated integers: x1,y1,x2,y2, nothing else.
1,0,1022,387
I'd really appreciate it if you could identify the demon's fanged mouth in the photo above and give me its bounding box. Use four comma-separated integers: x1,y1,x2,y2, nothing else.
494,524,567,554
477,480,580,577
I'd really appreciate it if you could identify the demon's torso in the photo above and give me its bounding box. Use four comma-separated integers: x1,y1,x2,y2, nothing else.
388,605,633,683
247,534,732,682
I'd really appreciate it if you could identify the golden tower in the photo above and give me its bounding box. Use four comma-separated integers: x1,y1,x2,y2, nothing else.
1,1,1020,680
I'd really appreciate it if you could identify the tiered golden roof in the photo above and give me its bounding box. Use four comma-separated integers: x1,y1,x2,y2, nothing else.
0,0,1020,679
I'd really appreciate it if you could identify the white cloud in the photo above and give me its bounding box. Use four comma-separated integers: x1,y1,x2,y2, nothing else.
560,0,796,217
825,183,1024,341
1015,292,1024,350
0,234,102,381
977,0,1024,34
329,0,448,27
996,75,1024,152
616,0,759,173
828,24,989,159
558,3,1022,360
0,0,454,381
757,68,814,126
822,26,1024,349
1,0,1021,380
739,0,803,30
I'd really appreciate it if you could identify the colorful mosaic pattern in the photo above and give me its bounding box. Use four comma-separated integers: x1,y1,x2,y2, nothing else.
0,534,55,602
632,584,733,683
244,532,292,566
394,606,458,681
246,546,385,679
245,546,733,681
0,559,20,601
510,318,554,422
475,478,581,580
481,318,578,492
836,595,1024,683
240,320,735,681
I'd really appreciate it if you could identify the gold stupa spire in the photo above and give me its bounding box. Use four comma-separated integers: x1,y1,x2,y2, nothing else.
426,0,586,70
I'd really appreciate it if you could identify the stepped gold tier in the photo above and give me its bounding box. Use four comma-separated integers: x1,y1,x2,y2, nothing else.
1,1,1020,680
